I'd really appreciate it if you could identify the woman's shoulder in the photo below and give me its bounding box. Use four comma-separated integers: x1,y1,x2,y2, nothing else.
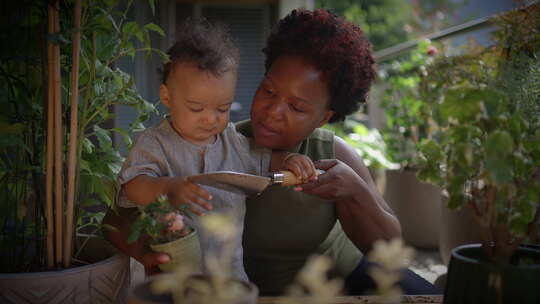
309,127,334,142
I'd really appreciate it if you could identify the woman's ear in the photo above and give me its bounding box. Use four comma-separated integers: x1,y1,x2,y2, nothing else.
317,110,335,127
160,84,171,108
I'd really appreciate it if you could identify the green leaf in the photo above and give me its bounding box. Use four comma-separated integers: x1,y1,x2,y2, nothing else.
144,23,165,37
485,158,514,183
135,30,145,44
447,193,466,210
440,88,483,122
0,122,26,135
82,137,94,154
111,127,132,146
127,224,142,244
482,89,506,118
509,194,536,236
79,159,91,172
81,198,102,208
94,125,112,150
147,0,156,15
122,21,139,37
484,130,514,158
419,139,443,162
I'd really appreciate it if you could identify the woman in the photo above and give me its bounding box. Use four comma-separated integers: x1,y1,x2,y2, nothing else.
104,8,439,296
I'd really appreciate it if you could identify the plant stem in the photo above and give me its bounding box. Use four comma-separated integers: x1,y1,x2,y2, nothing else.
105,47,161,67
64,0,82,269
51,0,64,268
45,1,56,270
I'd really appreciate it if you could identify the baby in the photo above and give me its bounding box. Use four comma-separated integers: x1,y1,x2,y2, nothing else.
117,18,316,280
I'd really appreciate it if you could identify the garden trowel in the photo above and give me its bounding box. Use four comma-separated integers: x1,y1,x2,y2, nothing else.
188,170,320,195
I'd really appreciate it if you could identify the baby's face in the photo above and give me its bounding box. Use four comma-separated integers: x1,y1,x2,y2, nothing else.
161,62,237,146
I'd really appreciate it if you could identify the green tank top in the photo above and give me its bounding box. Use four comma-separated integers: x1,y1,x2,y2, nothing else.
236,120,362,296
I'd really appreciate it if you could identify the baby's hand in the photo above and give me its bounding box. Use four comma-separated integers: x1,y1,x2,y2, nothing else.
167,177,213,216
283,153,317,183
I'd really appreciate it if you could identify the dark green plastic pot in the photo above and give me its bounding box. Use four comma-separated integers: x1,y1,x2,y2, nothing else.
444,243,540,304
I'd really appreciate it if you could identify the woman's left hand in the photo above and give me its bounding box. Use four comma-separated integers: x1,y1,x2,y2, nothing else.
297,159,368,202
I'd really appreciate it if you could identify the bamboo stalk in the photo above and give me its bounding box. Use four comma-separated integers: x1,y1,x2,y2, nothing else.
52,1,64,267
45,2,55,270
64,0,82,269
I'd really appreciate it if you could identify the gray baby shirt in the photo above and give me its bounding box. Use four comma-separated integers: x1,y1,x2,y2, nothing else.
118,118,271,281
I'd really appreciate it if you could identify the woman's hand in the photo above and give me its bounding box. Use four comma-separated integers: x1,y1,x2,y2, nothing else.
102,206,171,275
136,236,171,275
296,159,367,202
294,135,401,253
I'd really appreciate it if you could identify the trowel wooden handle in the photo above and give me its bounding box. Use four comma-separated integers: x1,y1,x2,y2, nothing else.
280,169,325,186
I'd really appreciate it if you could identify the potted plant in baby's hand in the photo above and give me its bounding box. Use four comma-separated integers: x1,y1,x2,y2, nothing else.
128,195,202,273
128,213,259,304
417,3,540,303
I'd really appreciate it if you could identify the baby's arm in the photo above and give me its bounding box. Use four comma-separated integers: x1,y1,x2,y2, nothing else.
123,175,213,216
119,131,212,215
271,151,317,183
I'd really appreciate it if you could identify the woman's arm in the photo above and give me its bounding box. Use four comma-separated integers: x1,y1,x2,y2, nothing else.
299,136,401,253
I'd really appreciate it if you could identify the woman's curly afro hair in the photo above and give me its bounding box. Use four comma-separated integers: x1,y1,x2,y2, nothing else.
263,9,376,123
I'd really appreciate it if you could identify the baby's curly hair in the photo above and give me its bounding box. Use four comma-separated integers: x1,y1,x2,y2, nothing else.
263,9,376,123
160,18,239,84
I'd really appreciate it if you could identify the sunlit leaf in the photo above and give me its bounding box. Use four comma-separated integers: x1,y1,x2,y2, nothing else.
144,23,165,37
484,130,514,158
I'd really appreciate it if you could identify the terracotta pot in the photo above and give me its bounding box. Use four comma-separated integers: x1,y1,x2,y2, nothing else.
444,244,540,304
150,229,202,273
0,239,130,303
128,273,259,304
384,169,441,249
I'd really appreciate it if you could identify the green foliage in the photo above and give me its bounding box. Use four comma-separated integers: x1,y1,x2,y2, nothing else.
128,195,193,245
316,0,413,50
378,40,438,169
416,4,540,262
0,0,165,272
323,118,397,170
315,0,465,51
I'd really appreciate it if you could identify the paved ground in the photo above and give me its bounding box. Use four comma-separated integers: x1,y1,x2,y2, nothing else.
409,248,447,289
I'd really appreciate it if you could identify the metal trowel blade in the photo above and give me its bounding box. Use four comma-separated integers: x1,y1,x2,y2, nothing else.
188,171,272,195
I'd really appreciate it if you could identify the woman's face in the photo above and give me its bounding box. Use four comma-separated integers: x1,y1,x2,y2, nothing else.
250,55,334,150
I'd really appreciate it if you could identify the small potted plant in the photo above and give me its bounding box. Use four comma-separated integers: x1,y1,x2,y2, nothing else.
417,3,540,303
129,213,258,304
128,195,203,273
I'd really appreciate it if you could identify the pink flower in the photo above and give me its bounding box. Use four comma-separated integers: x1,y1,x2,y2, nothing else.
427,45,438,56
162,212,185,232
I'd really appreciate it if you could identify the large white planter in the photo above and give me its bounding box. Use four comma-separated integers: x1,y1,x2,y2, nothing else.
0,252,130,303
384,169,441,249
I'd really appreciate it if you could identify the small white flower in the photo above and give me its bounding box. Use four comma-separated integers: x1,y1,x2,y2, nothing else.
284,255,343,304
367,238,414,302
368,238,414,271
200,213,237,241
